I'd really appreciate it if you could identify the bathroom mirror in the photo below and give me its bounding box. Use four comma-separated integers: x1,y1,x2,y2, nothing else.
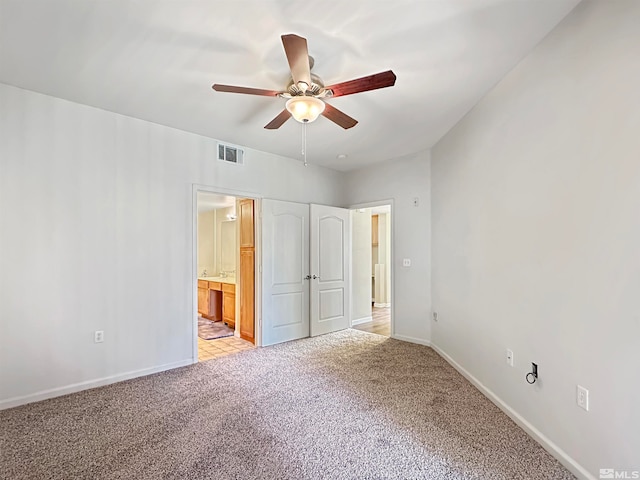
220,220,236,273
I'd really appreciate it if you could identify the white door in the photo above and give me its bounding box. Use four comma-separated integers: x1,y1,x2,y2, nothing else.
261,199,310,346
310,204,351,336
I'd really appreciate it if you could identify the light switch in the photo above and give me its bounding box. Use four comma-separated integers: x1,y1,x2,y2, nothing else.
403,258,411,267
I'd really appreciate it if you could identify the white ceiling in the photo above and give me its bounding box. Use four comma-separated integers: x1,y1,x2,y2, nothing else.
0,0,579,171
370,205,391,215
197,192,236,213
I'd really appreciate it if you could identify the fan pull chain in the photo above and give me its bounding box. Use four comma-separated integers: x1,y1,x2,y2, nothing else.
302,122,308,167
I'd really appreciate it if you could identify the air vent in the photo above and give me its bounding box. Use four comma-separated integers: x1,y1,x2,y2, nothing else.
217,142,244,165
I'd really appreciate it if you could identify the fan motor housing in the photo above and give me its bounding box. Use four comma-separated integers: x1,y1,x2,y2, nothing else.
287,73,325,96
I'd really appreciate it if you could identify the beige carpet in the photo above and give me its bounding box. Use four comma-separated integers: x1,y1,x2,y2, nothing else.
0,330,574,479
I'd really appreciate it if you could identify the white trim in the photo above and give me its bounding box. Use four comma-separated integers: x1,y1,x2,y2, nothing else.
0,359,194,411
430,343,595,480
373,302,390,308
351,316,373,326
348,199,395,338
254,199,263,347
192,183,261,200
392,334,431,346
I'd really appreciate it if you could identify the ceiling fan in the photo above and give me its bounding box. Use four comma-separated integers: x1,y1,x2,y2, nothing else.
212,34,396,130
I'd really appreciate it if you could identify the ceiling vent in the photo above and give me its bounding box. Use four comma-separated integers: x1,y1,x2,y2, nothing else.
217,142,244,165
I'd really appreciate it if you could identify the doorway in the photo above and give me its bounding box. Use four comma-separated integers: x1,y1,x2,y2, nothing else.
194,191,257,362
350,203,393,337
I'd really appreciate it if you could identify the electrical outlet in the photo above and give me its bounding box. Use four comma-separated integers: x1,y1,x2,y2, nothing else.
403,258,411,267
577,385,589,411
506,349,514,367
432,312,438,322
94,330,104,343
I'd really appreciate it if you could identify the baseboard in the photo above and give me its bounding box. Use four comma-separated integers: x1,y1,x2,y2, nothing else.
373,302,390,308
430,343,594,480
0,358,195,411
391,334,431,346
351,316,373,326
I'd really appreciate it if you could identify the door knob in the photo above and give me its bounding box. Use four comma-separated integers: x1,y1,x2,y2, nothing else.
312,275,320,280
304,275,311,280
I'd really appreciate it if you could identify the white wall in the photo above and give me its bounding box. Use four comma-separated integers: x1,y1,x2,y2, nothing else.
378,212,391,305
343,152,431,344
0,83,344,407
197,211,215,276
431,1,640,477
214,206,236,275
351,209,372,323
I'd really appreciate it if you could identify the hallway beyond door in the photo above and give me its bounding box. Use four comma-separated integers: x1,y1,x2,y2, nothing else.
352,307,390,336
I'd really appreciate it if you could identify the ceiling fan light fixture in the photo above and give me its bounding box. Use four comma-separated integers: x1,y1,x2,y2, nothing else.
286,96,325,124
212,34,395,131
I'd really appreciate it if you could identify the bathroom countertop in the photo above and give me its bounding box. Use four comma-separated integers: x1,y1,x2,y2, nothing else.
198,276,236,285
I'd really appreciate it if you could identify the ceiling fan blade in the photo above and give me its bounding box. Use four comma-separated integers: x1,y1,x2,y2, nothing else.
324,70,397,98
281,34,311,88
264,109,291,129
322,103,358,129
212,84,281,97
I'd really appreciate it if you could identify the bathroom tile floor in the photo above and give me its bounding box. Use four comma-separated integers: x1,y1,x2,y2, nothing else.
198,335,255,362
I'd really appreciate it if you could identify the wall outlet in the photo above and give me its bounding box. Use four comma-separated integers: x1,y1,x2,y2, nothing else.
432,312,438,322
403,258,411,267
577,385,589,411
94,330,104,343
506,349,514,367
413,197,419,207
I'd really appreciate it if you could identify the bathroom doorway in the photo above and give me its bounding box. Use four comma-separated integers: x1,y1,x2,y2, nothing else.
195,192,257,362
350,203,393,337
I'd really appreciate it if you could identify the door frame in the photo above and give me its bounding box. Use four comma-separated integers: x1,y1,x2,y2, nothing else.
191,184,263,363
348,199,395,338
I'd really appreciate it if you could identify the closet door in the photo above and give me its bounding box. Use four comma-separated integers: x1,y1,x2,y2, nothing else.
310,204,351,336
261,199,310,346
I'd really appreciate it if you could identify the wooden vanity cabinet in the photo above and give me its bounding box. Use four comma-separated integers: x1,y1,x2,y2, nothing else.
199,280,222,321
198,288,208,316
197,280,209,316
207,282,222,322
198,281,234,325
222,283,236,329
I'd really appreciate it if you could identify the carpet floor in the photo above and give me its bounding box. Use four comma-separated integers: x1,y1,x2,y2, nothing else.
0,330,574,480
198,317,234,340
